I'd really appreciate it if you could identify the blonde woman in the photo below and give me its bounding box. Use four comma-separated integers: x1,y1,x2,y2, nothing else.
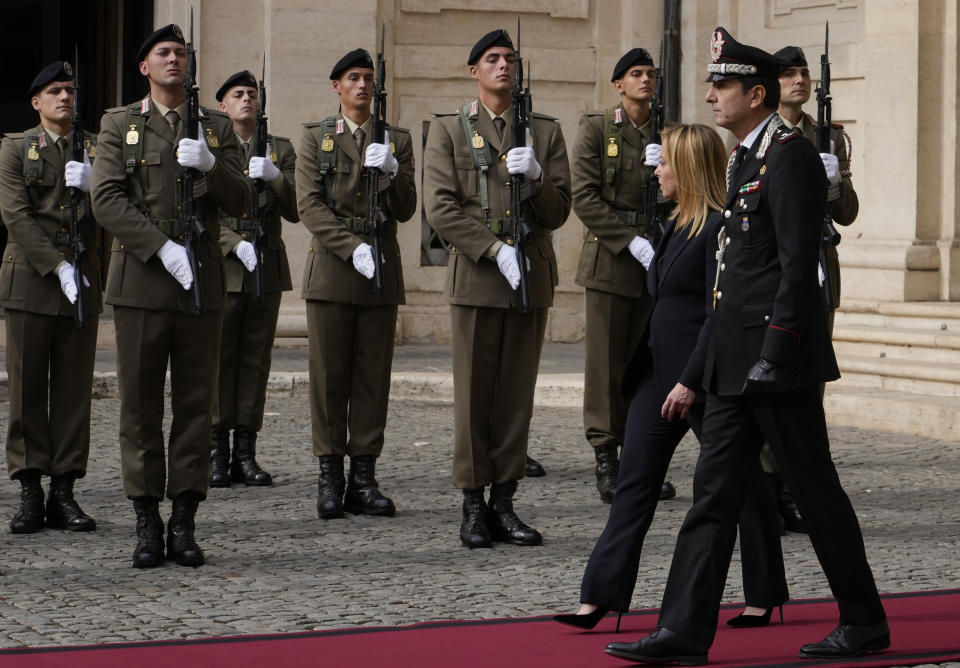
555,124,786,632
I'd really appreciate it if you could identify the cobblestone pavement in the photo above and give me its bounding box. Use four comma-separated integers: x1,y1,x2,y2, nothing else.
1,390,958,664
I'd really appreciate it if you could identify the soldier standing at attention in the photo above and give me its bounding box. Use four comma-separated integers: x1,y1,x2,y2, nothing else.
0,61,100,534
423,29,571,548
209,70,299,489
91,25,247,568
571,48,676,504
297,49,416,521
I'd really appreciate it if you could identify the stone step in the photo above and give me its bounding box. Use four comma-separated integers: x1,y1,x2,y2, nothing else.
833,324,960,364
835,300,960,332
823,385,960,442
836,354,960,398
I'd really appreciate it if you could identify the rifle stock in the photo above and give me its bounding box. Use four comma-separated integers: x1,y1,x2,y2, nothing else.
180,10,205,315
251,55,268,302
68,46,87,328
510,19,533,314
816,22,839,311
643,50,665,248
365,22,390,296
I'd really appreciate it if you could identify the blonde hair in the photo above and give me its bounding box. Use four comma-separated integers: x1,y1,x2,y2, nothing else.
659,124,727,238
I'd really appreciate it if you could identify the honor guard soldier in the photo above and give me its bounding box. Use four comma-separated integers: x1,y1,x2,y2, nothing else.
297,48,416,520
91,24,247,567
571,48,675,504
423,29,572,548
606,28,888,664
0,61,100,534
209,70,299,489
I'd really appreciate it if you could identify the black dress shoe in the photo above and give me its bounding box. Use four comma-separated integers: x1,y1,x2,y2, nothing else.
726,605,782,627
45,474,96,531
343,455,396,517
799,620,890,659
488,481,542,546
660,481,676,500
606,628,708,665
525,456,546,478
553,607,622,633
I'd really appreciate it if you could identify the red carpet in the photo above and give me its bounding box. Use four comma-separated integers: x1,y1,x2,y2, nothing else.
1,590,957,667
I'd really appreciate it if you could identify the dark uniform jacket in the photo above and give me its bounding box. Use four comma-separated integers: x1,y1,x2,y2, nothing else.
0,126,101,316
704,118,840,397
297,115,416,306
572,104,651,298
424,103,571,309
218,135,299,293
91,98,247,312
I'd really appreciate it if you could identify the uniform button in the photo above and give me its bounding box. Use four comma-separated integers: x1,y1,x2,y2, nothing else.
505,209,510,216
506,239,515,246
716,291,722,300
243,169,249,175
59,251,66,257
500,154,507,162
61,227,68,233
241,233,248,240
357,192,362,198
179,235,184,241
592,236,598,242
723,210,731,218
37,179,43,184
59,205,67,210
241,213,248,219
504,183,510,190
764,315,770,322
141,159,147,165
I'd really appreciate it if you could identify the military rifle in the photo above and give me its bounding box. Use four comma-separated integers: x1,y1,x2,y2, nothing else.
180,9,206,315
68,45,87,328
365,22,392,295
643,45,665,248
509,18,534,314
816,22,840,311
250,55,268,302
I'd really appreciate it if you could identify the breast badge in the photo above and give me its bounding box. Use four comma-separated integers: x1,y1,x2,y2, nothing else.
125,125,139,145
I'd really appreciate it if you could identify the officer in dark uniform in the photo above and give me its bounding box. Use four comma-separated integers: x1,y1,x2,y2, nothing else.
571,48,675,503
297,49,417,520
209,70,299,489
606,28,888,663
91,25,247,567
0,61,100,534
423,30,572,548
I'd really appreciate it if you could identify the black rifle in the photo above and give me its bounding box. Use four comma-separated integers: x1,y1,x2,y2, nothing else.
250,55,268,302
643,47,665,247
68,45,87,328
365,23,391,295
180,10,206,315
509,19,534,314
816,22,840,311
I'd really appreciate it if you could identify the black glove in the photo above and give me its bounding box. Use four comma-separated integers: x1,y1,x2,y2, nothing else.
742,357,790,395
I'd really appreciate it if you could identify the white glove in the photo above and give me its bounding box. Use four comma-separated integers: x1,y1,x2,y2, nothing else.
56,261,78,304
157,239,194,290
248,155,280,182
820,153,840,184
644,143,661,167
64,150,91,192
818,262,825,287
234,240,258,273
177,123,216,173
628,236,655,270
505,146,542,181
352,242,376,279
363,134,399,178
494,243,522,290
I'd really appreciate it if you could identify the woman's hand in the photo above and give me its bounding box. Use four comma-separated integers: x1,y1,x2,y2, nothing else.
661,382,695,421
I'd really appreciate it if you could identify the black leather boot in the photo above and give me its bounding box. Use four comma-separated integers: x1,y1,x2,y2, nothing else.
209,430,231,488
488,480,542,546
344,455,396,517
595,444,619,503
45,473,96,531
10,470,44,534
167,492,205,567
525,455,546,477
317,455,346,520
230,430,273,486
132,497,164,568
460,488,492,548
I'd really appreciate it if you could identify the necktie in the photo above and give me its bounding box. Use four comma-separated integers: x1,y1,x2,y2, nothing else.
165,110,180,138
726,144,747,189
56,137,68,163
493,116,506,141
354,127,365,154
242,141,251,163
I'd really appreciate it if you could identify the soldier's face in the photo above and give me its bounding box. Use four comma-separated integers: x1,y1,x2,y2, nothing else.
332,68,374,111
705,78,761,131
31,81,74,124
778,66,811,105
614,65,656,102
220,86,258,121
139,41,188,87
470,47,516,93
654,154,677,200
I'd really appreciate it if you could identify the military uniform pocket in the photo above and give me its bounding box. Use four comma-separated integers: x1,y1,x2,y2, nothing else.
454,155,478,198
142,152,163,194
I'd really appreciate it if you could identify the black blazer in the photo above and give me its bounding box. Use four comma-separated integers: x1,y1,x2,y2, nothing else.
703,118,840,397
621,211,722,399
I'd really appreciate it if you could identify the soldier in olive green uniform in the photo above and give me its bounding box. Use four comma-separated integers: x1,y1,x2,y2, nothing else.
297,49,417,520
0,61,100,534
209,70,299,489
572,48,676,504
91,25,247,568
423,30,572,548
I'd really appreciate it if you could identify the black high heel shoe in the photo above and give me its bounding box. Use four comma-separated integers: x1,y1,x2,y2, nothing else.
553,607,624,633
725,605,784,628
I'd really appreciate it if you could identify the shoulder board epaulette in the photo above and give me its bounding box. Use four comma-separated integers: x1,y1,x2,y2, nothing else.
773,126,799,143
433,111,458,118
830,122,844,130
200,108,229,120
103,106,126,115
268,134,290,143
584,109,605,117
302,121,325,128
532,111,558,121
3,132,26,140
386,125,411,134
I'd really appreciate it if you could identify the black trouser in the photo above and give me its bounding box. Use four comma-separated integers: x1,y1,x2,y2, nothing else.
658,388,885,647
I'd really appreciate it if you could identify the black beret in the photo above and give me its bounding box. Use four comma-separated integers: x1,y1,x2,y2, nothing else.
468,29,514,66
773,46,807,69
216,70,257,101
611,48,654,82
330,48,374,80
705,27,789,82
137,23,185,63
29,61,74,96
